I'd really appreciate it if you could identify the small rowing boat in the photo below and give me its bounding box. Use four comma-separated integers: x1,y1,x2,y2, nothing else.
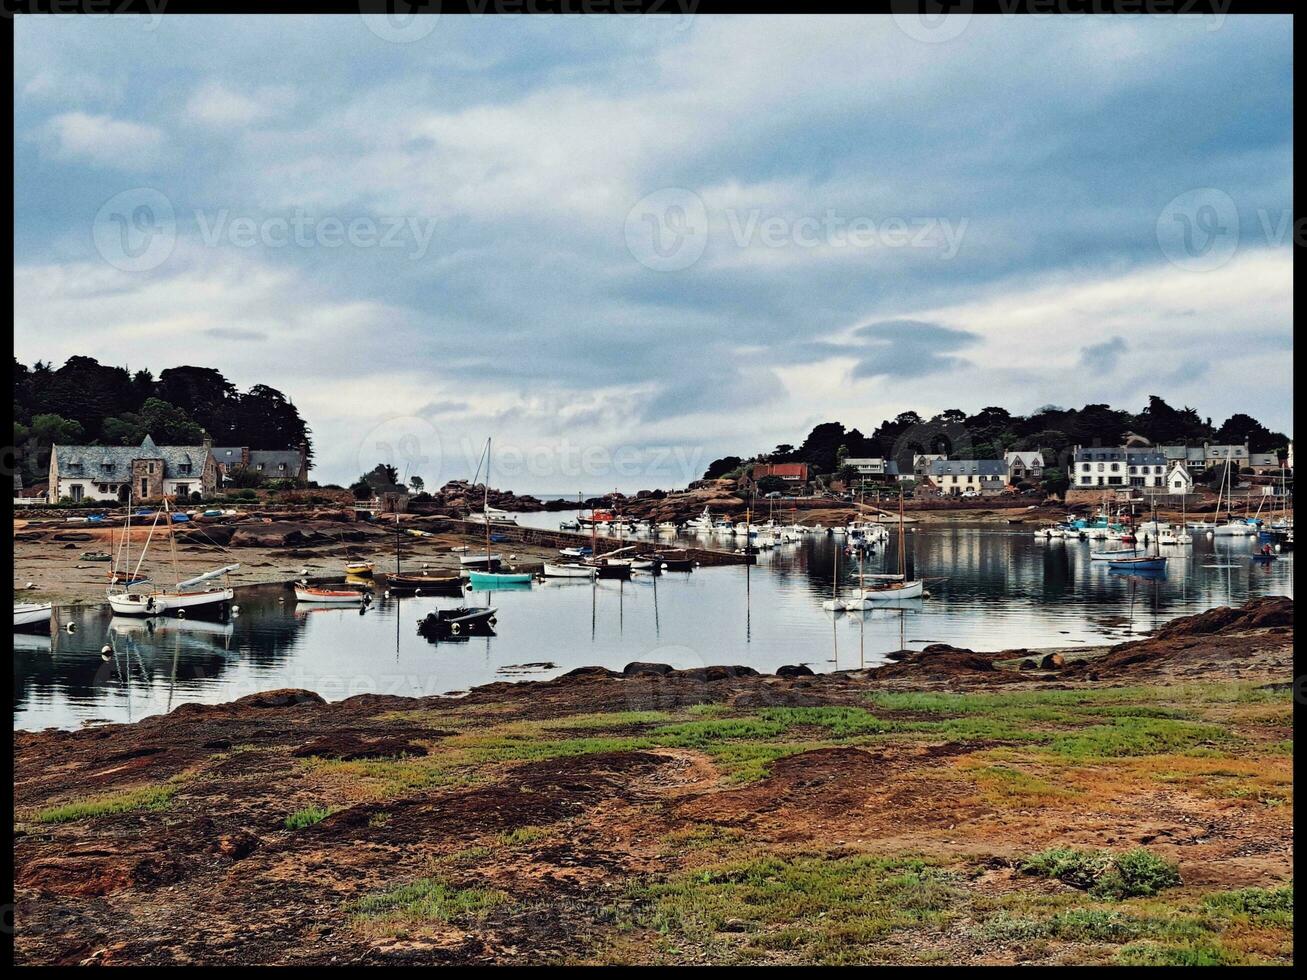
541,562,597,578
345,560,374,577
466,570,533,588
294,586,370,604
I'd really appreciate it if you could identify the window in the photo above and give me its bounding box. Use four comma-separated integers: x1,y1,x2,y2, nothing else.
71,484,83,502
140,478,148,496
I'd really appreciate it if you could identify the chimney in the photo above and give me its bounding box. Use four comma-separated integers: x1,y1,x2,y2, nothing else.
202,430,212,450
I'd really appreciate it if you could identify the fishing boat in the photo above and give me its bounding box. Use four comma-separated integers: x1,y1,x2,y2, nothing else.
345,560,374,577
457,553,503,571
558,546,593,559
654,551,695,572
14,602,52,630
656,521,679,537
1251,545,1277,563
559,519,581,531
107,497,238,617
541,561,597,578
294,585,371,604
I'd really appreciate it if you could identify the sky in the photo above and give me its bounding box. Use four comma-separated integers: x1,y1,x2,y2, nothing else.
13,12,1293,492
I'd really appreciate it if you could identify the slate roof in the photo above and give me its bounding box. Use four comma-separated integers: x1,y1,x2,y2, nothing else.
930,459,1009,478
246,450,304,474
53,436,211,481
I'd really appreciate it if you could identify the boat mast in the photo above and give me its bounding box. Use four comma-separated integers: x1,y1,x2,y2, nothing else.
484,438,492,564
898,487,906,580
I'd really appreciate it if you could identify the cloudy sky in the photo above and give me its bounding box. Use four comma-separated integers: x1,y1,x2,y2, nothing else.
14,13,1292,491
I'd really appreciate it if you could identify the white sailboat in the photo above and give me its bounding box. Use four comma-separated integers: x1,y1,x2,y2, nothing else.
107,496,237,617
841,491,926,607
14,602,53,629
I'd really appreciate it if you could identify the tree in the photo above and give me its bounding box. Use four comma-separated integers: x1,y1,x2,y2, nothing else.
1041,466,1070,499
755,475,787,495
702,456,743,480
15,413,84,484
409,475,425,492
103,398,204,445
1212,413,1288,454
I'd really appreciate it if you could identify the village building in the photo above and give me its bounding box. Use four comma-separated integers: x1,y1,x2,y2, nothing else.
210,445,310,486
929,459,1009,496
49,435,218,503
1166,462,1194,496
912,454,946,480
749,462,810,485
1072,446,1167,489
1003,450,1045,483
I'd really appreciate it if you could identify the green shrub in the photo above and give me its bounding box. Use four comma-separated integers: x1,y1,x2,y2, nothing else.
1019,847,1180,899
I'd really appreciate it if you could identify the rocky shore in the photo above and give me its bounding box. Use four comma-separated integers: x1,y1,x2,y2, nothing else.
13,597,1293,966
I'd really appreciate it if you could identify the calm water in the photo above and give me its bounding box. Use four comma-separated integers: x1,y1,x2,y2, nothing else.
14,515,1292,731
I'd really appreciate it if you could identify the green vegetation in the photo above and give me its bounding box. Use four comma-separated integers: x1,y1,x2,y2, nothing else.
352,877,507,930
1019,847,1181,899
34,782,178,824
284,805,332,830
632,853,959,964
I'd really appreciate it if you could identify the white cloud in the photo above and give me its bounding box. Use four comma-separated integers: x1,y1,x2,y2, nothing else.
185,80,298,127
40,111,165,171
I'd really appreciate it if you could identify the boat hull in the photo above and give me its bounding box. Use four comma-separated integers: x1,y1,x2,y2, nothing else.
467,571,534,587
840,580,925,606
293,587,368,604
541,562,597,578
14,603,53,629
108,588,235,617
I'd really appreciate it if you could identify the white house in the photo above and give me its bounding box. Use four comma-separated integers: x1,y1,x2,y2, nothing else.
929,459,1009,496
1166,462,1194,496
1003,451,1045,483
1073,446,1167,489
49,435,218,503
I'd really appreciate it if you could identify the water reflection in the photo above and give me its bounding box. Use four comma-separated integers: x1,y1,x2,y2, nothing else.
14,524,1291,731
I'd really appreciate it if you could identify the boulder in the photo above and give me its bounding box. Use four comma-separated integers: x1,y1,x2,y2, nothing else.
622,662,674,677
1040,652,1066,670
776,664,815,677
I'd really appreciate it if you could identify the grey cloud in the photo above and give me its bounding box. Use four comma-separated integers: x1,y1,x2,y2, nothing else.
850,319,979,380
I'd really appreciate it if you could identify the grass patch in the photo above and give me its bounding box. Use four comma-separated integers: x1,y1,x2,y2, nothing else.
1202,886,1294,927
631,852,959,964
352,877,507,932
968,764,1075,808
34,782,178,824
497,824,550,847
1019,847,1181,899
1117,940,1240,966
1045,718,1230,760
284,805,331,830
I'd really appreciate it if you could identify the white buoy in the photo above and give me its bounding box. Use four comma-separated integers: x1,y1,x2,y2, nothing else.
176,609,186,618
25,581,36,589
66,623,77,633
100,644,112,656
278,595,285,602
231,604,240,613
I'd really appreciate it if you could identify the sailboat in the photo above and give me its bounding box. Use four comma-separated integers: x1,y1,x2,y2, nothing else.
1212,458,1258,536
14,602,53,630
465,438,533,587
107,496,238,617
385,513,462,593
1108,500,1168,574
840,490,924,606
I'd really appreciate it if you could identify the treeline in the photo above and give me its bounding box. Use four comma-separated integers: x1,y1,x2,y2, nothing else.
704,396,1290,480
13,357,311,484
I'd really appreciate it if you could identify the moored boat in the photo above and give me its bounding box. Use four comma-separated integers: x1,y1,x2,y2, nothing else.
14,602,52,629
345,560,374,577
466,570,534,588
541,561,598,578
294,586,371,604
